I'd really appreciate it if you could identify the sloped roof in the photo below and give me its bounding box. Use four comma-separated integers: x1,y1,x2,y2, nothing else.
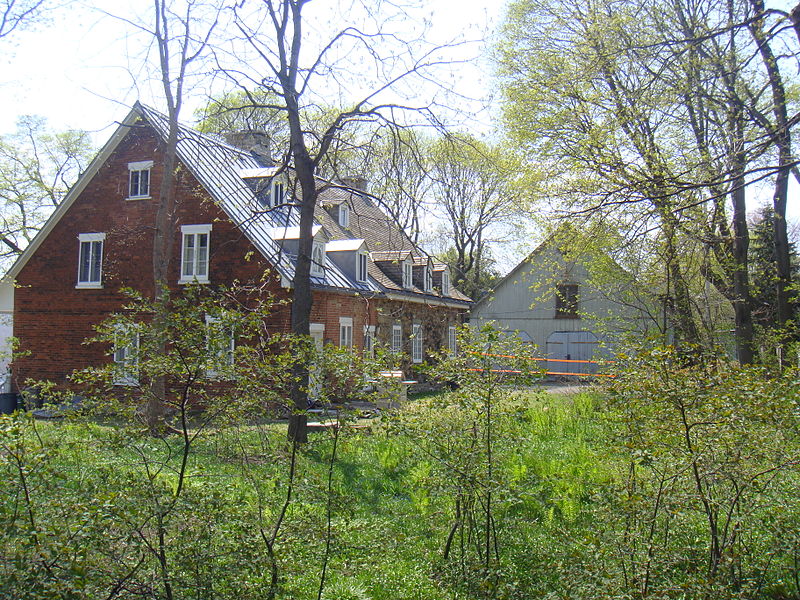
142,104,470,306
7,103,470,308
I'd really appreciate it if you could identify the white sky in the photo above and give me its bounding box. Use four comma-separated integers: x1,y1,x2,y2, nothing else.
0,0,796,273
0,0,504,139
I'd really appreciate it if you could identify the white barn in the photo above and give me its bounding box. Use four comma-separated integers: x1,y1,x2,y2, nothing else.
471,234,652,375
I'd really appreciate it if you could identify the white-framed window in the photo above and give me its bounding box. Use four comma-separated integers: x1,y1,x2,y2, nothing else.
113,325,139,386
128,160,153,199
364,325,376,357
311,240,325,277
339,203,350,228
205,314,234,378
391,323,402,353
402,258,413,289
424,266,433,293
179,224,212,284
411,323,423,363
442,270,450,296
448,325,457,355
357,251,369,283
77,232,105,288
339,316,353,349
272,179,285,207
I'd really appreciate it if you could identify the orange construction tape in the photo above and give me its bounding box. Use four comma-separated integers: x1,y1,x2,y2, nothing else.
467,368,616,378
467,350,616,365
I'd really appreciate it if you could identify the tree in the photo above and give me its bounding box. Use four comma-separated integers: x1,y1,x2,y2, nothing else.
0,0,46,40
113,0,222,434
0,116,92,270
428,134,520,300
749,204,799,333
224,0,460,442
498,0,800,362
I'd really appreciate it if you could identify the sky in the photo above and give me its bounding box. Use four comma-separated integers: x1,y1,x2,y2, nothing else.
0,0,504,140
0,0,796,273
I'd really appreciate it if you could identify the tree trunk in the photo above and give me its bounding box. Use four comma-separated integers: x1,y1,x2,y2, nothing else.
730,158,754,365
749,0,794,336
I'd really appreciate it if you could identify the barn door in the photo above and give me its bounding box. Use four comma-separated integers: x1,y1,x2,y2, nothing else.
546,331,600,374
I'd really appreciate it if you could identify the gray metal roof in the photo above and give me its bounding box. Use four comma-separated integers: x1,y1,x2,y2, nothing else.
138,103,470,306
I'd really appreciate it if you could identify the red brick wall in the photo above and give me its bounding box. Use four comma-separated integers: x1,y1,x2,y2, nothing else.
12,122,282,389
12,119,469,391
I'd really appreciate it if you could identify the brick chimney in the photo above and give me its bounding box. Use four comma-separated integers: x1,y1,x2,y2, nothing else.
224,131,272,165
339,176,368,192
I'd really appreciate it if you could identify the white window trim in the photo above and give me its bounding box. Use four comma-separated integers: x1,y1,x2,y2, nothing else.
310,240,326,277
424,266,433,293
411,323,423,363
272,179,285,208
356,250,369,284
448,325,457,356
442,270,451,296
402,258,413,289
179,224,212,284
339,203,350,228
339,316,353,349
391,323,402,353
113,325,139,386
205,314,234,379
364,325,376,357
76,232,106,289
127,160,153,200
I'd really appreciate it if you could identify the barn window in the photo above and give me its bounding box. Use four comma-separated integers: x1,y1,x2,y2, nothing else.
555,283,579,319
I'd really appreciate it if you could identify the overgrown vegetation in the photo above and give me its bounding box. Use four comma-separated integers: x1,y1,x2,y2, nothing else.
3,342,799,598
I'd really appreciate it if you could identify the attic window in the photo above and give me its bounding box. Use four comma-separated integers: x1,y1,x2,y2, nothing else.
128,160,153,199
257,177,285,209
424,266,433,293
272,180,285,207
339,203,350,228
555,283,579,319
442,270,450,296
402,258,412,289
357,250,369,283
311,240,325,277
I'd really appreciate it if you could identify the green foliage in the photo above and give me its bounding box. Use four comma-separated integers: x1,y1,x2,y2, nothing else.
0,116,93,269
3,311,800,599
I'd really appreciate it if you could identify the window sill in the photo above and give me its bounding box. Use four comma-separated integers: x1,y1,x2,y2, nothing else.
554,314,580,320
125,195,152,201
178,278,210,285
75,283,103,289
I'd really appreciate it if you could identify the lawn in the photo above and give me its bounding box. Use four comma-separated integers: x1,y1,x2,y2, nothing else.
2,372,799,599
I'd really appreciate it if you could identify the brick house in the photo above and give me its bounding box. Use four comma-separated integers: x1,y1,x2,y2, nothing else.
6,103,471,392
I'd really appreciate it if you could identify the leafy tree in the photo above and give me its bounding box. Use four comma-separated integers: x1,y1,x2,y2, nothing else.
749,204,799,331
0,116,92,270
427,134,520,301
498,0,800,363
223,0,462,442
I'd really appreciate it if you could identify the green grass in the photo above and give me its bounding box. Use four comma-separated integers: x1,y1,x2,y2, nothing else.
1,383,798,599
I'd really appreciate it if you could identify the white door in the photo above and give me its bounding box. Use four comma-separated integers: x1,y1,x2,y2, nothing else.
546,331,600,375
309,324,325,400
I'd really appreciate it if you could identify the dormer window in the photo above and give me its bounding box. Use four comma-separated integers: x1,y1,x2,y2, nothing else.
424,266,433,293
339,203,350,228
128,161,153,199
403,258,413,289
442,270,450,296
311,240,325,277
357,250,369,283
257,177,285,208
272,179,285,207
